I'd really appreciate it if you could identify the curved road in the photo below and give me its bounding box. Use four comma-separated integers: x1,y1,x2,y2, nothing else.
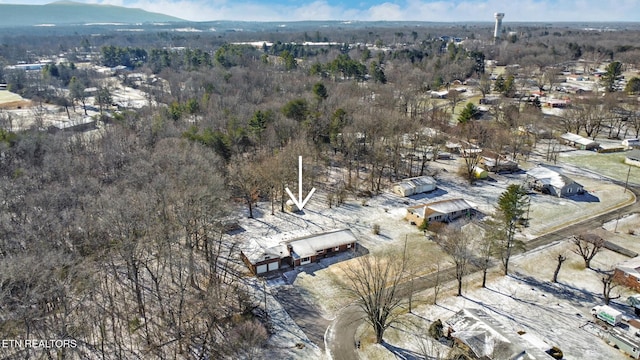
325,180,640,360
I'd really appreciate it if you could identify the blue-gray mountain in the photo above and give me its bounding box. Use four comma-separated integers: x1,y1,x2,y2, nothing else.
0,1,184,28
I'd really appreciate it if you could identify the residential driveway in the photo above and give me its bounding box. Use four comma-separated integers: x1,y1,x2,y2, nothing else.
273,284,331,351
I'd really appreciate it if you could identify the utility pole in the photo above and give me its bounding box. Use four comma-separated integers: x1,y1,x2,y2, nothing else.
625,166,631,193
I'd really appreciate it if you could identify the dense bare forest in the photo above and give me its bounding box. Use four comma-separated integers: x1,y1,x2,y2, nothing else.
1,22,640,358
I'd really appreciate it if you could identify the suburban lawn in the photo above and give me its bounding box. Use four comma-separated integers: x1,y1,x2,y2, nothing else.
561,151,640,186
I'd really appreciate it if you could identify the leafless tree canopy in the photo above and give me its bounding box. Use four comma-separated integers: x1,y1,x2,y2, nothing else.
342,253,406,344
572,233,605,269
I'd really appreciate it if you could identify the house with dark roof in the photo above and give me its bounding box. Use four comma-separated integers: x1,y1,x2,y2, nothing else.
406,198,476,226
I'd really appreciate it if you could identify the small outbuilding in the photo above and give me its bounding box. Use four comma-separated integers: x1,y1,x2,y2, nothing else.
391,176,437,197
473,166,488,179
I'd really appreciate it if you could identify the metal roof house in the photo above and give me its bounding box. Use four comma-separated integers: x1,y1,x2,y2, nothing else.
391,176,437,197
406,198,476,226
526,166,584,197
560,132,599,150
240,229,357,275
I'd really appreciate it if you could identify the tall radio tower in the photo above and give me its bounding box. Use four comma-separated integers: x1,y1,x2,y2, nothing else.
494,13,505,39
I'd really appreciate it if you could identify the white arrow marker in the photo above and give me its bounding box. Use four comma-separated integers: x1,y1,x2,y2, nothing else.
285,156,316,211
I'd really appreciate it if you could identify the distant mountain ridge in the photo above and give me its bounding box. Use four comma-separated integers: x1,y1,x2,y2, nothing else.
0,1,184,28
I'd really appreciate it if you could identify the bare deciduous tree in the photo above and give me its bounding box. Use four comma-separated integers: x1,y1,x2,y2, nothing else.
552,253,567,283
343,252,406,344
572,233,605,269
602,271,621,305
437,223,473,296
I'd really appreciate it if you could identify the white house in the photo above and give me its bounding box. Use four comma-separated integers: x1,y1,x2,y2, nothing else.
391,176,437,197
622,138,640,150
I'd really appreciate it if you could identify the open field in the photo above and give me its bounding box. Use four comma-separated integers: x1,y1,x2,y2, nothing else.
0,90,30,109
561,151,640,185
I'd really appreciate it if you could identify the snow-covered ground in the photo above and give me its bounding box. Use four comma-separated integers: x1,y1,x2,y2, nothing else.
230,147,635,358
360,236,639,360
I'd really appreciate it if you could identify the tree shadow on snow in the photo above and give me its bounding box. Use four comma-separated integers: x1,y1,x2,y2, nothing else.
503,273,599,307
381,340,424,360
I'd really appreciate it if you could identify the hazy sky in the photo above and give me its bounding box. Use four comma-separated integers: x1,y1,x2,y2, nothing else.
3,0,639,22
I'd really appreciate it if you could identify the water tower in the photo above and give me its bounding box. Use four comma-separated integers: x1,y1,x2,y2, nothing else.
494,13,505,39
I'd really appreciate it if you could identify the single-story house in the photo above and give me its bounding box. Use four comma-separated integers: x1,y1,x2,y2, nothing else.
240,229,357,275
287,229,357,266
526,166,584,197
544,98,570,108
391,176,437,197
480,156,519,173
622,138,640,150
430,90,449,99
614,256,640,291
406,198,476,226
625,150,640,168
446,308,552,360
240,237,290,275
560,132,599,150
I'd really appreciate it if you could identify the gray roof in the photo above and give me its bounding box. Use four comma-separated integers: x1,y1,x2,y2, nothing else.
627,150,640,162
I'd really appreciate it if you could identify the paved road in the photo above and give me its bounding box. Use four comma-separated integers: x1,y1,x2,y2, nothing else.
325,182,640,360
273,285,331,350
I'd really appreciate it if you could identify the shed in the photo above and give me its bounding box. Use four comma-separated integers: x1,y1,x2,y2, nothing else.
625,150,640,168
391,176,437,197
473,166,488,179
